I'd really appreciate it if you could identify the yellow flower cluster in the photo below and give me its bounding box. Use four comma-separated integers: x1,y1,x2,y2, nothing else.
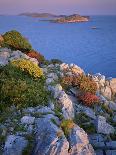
11,59,43,78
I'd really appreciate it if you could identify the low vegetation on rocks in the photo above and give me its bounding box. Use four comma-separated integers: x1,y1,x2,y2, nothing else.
11,59,43,78
78,92,99,107
26,50,45,64
1,30,32,52
0,63,49,111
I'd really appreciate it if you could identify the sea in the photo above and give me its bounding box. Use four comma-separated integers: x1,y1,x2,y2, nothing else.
0,15,116,77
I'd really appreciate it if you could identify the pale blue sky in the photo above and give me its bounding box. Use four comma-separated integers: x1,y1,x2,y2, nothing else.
0,0,116,15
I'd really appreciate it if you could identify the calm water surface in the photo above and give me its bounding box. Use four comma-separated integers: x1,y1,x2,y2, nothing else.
0,15,116,77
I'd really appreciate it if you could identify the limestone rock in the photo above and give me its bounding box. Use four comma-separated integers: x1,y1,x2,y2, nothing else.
69,125,95,155
32,114,69,155
110,78,116,93
58,91,74,119
95,116,115,134
101,86,112,100
21,116,35,125
109,101,116,111
3,135,28,155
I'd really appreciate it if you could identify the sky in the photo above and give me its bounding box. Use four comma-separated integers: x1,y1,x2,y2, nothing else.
0,0,116,15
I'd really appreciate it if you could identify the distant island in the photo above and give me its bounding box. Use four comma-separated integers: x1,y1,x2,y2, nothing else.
19,12,59,18
19,13,89,23
53,14,89,23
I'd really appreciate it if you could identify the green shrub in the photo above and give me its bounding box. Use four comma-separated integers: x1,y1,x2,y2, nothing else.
60,120,74,137
2,30,32,52
0,64,50,111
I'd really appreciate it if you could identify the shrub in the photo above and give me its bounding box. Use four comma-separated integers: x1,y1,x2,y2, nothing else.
2,30,32,52
11,59,43,78
78,92,99,106
26,50,45,63
73,75,97,94
62,76,73,86
50,59,63,64
60,120,74,137
0,64,50,110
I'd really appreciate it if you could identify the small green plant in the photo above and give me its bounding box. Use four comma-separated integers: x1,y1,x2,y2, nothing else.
54,108,64,120
2,30,32,52
60,120,74,137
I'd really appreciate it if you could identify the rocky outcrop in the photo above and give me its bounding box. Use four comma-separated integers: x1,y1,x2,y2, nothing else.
3,135,28,155
32,114,94,155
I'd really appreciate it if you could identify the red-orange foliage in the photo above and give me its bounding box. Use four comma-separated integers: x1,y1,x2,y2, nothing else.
78,92,99,106
73,75,97,94
27,50,45,63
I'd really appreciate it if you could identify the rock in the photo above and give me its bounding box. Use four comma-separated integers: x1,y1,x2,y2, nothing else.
83,107,96,119
70,64,84,75
106,141,116,149
0,125,7,136
47,73,58,81
0,51,10,66
109,101,116,111
95,116,115,134
46,78,54,85
69,125,95,155
21,116,35,125
101,86,112,100
110,78,116,94
96,150,104,155
113,115,116,122
106,150,116,155
48,102,55,110
58,91,74,119
3,135,28,155
48,84,63,98
36,106,54,114
32,114,69,155
23,107,36,114
60,63,69,71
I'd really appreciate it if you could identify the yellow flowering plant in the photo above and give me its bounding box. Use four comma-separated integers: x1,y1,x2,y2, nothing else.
11,59,43,78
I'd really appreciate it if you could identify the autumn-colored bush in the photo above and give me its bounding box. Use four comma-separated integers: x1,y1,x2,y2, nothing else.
78,92,99,106
2,30,32,52
62,76,73,86
26,50,45,63
73,75,97,94
11,59,43,78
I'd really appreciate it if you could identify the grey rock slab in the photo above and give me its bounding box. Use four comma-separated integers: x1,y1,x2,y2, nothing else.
3,135,28,155
106,150,116,155
21,116,35,125
109,101,116,111
83,107,96,119
32,114,69,155
106,141,116,149
69,125,95,155
95,115,115,134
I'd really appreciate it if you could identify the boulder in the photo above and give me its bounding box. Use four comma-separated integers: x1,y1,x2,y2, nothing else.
58,91,74,119
47,73,58,81
95,116,115,134
110,78,116,94
101,86,112,100
3,135,28,155
21,116,35,125
32,114,69,155
70,64,84,75
83,107,96,119
69,125,95,155
109,101,116,111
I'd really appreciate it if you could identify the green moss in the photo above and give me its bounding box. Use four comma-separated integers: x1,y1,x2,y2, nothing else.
2,30,32,52
51,118,58,126
54,108,64,120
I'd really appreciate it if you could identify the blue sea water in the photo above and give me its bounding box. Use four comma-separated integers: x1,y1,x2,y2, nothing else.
0,15,116,77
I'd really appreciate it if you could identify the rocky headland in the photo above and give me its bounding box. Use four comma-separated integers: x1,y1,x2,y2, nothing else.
0,31,116,155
